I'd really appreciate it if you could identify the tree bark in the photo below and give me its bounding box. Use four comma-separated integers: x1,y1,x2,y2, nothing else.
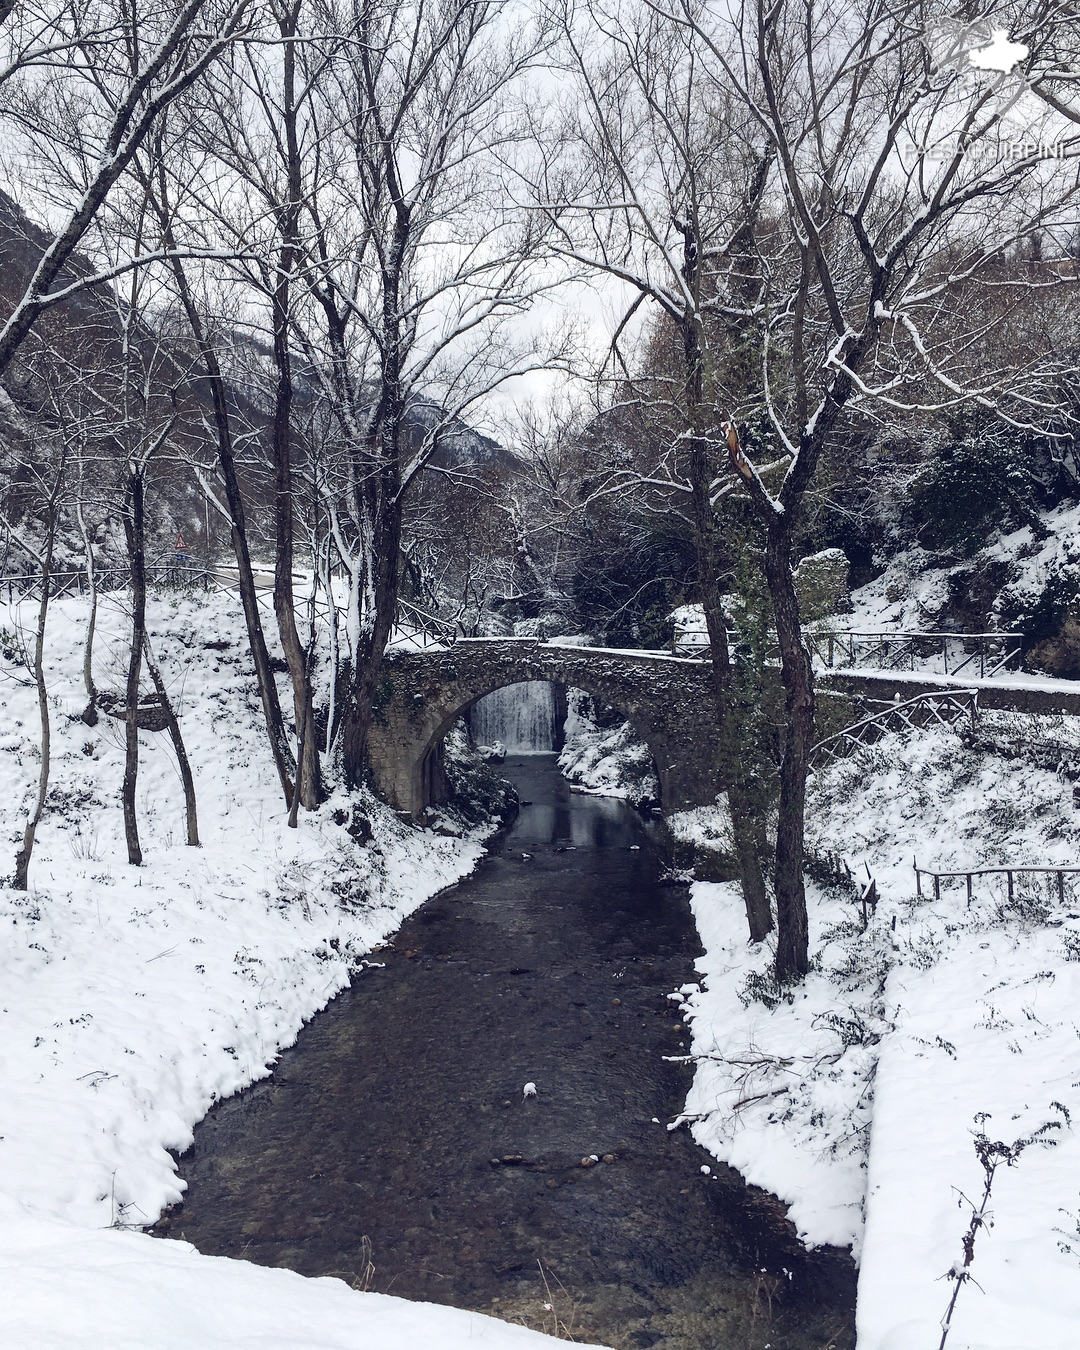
75,497,98,726
13,473,60,890
338,467,403,788
153,174,297,806
142,635,200,847
336,91,411,789
688,494,773,943
122,465,147,866
679,240,772,942
764,518,812,980
270,0,322,809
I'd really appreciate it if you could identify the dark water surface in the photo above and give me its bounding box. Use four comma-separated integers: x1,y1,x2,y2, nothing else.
156,757,855,1349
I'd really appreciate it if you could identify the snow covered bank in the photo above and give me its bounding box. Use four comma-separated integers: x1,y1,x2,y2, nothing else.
557,688,659,807
1,1216,606,1350
844,502,1080,680
0,588,604,1349
671,723,1080,1348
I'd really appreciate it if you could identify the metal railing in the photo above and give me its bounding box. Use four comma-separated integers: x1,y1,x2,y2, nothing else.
672,627,1022,680
670,629,736,656
914,860,1080,906
808,629,1022,678
385,598,463,650
2,563,213,602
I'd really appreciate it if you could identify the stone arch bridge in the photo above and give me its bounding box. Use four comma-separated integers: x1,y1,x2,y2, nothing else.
366,638,725,817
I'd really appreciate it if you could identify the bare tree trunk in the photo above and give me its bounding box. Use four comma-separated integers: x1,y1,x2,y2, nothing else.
122,465,146,866
316,533,341,753
764,519,812,980
270,0,322,809
336,121,410,788
287,630,317,829
338,485,402,788
142,634,200,846
75,497,98,726
152,168,297,807
690,503,773,942
680,278,772,941
13,471,61,890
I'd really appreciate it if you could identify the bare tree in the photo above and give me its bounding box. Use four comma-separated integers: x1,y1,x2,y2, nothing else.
0,0,253,380
142,630,200,847
145,154,299,809
670,0,1080,978
537,0,1080,978
536,0,776,940
273,0,559,789
12,446,64,890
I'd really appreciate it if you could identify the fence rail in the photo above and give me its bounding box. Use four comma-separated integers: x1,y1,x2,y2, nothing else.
385,598,463,650
810,688,979,767
808,629,1022,679
2,564,213,603
671,627,1022,680
810,850,879,928
914,860,1080,905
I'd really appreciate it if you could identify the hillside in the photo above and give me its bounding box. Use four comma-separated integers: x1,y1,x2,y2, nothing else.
0,583,607,1348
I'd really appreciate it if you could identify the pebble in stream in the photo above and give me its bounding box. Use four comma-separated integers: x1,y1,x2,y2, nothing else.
154,756,855,1350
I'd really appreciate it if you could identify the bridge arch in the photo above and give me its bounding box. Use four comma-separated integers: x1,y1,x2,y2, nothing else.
365,639,725,818
419,675,657,812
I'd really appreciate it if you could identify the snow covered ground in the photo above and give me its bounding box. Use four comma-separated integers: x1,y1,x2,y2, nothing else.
10,577,1080,1349
557,689,660,807
844,502,1080,644
0,587,605,1349
670,723,1080,1349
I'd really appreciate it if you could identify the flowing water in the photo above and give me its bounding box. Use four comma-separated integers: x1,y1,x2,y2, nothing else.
469,680,559,752
155,758,855,1349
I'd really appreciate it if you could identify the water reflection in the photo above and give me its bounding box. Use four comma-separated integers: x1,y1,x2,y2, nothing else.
508,755,645,851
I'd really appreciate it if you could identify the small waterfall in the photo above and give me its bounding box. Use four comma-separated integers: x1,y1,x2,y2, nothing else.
469,681,558,753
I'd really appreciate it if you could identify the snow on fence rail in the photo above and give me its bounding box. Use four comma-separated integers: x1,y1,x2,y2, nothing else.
385,598,462,649
914,860,1080,906
809,689,980,767
671,628,1021,681
810,849,880,928
2,564,213,602
807,629,1021,678
670,630,720,656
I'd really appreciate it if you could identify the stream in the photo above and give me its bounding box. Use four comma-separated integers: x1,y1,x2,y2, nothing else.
155,756,856,1349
